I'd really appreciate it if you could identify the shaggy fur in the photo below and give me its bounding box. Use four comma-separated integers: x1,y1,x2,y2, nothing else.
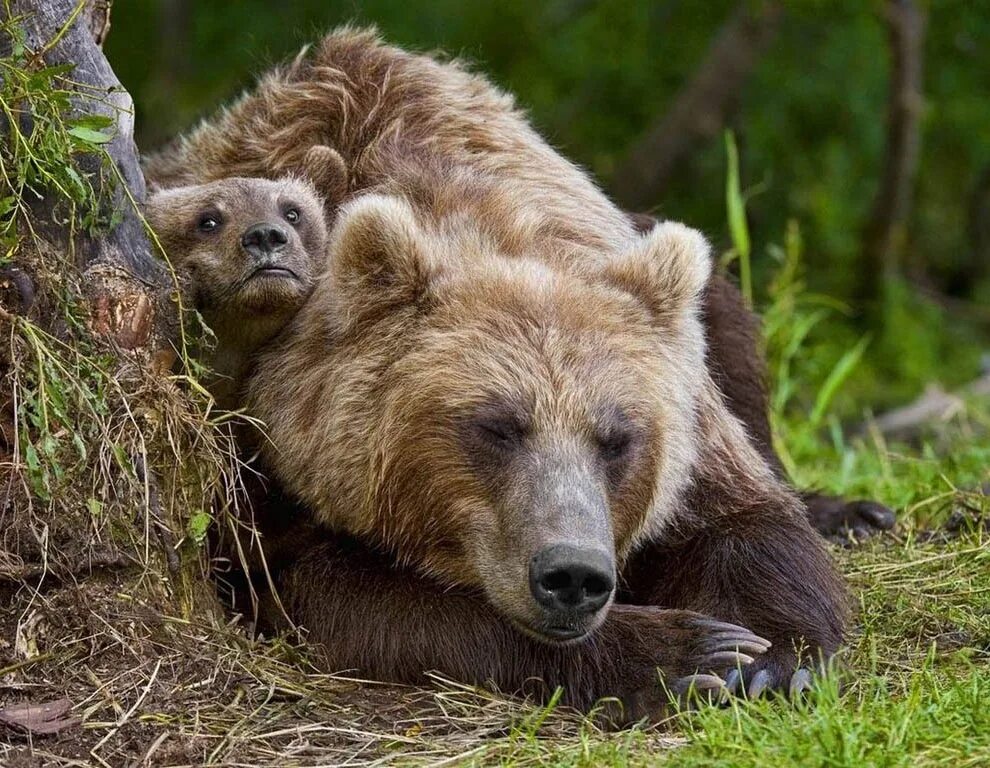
146,176,328,408
148,28,849,719
627,213,896,539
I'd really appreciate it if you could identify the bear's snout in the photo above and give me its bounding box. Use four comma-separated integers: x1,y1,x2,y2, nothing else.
528,544,615,638
241,223,289,259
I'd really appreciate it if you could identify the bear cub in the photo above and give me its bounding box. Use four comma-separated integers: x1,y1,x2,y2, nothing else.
146,175,328,407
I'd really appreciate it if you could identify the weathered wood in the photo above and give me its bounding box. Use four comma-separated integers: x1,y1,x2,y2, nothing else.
5,0,170,349
865,373,990,439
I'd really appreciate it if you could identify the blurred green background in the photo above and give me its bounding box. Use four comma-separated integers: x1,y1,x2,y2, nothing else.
105,0,990,415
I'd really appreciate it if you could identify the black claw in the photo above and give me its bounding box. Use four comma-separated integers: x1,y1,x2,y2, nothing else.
746,669,771,699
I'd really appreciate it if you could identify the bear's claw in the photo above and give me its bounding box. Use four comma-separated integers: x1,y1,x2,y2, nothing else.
672,673,727,699
673,618,771,702
723,665,819,701
703,632,773,657
746,668,772,698
788,668,814,698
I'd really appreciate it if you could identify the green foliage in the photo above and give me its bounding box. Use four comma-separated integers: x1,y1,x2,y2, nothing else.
103,1,989,412
723,130,752,305
0,7,135,507
186,509,212,545
0,6,119,258
0,9,239,600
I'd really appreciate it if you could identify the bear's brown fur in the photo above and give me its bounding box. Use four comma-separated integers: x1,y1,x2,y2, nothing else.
146,176,328,408
626,213,895,540
147,28,850,719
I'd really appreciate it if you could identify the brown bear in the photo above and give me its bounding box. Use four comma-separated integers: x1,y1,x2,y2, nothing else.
146,30,892,541
145,175,329,408
145,28,860,719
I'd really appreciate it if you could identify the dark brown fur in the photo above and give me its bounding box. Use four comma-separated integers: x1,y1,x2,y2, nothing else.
151,29,855,721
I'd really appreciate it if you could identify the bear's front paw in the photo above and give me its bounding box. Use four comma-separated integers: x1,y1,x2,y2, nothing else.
804,492,896,542
722,650,830,700
605,606,770,723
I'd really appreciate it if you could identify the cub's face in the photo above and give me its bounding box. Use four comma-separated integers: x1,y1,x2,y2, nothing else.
327,195,711,645
147,177,327,345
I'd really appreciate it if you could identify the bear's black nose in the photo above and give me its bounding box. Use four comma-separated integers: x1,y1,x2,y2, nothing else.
241,224,289,258
529,544,615,618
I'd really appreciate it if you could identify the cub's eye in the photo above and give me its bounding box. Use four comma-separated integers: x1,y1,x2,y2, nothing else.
284,208,301,225
598,432,632,462
198,215,221,233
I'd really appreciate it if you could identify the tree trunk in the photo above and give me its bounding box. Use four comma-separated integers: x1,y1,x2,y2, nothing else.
610,2,783,211
5,0,169,349
859,0,926,305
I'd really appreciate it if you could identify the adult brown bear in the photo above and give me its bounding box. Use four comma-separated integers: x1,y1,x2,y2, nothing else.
146,28,884,719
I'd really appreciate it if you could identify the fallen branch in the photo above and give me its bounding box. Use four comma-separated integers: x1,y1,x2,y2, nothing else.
864,373,990,439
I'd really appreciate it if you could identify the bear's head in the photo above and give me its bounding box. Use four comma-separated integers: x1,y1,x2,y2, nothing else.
146,176,328,353
291,194,711,644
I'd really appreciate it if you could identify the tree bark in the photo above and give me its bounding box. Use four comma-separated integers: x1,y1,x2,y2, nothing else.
5,0,169,349
859,0,926,304
965,163,990,291
610,2,783,211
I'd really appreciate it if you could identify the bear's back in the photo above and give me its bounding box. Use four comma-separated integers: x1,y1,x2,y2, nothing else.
144,28,637,266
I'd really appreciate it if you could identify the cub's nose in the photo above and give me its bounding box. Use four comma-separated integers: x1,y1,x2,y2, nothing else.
241,223,289,258
529,544,615,617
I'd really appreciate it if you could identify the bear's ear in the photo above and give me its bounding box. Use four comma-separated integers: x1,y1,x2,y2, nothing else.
600,221,712,330
331,194,434,322
143,188,188,255
302,145,348,208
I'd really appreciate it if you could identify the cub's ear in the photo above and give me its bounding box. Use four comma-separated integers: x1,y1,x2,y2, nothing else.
302,144,348,209
331,194,434,322
143,187,189,255
601,221,712,330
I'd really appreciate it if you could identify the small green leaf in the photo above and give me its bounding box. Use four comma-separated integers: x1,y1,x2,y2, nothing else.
111,443,133,475
68,125,114,145
87,498,104,518
724,130,752,305
28,64,74,88
187,511,212,545
24,441,40,473
69,114,114,131
810,335,871,426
